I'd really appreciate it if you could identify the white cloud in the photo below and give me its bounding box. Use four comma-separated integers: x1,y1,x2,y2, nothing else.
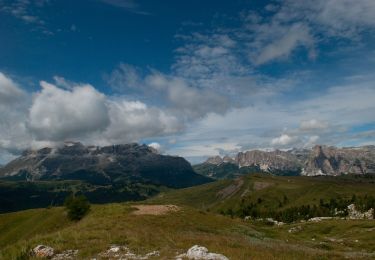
28,81,110,141
253,23,315,65
304,135,320,148
148,142,161,152
102,99,181,144
0,72,25,104
146,73,229,119
271,134,299,146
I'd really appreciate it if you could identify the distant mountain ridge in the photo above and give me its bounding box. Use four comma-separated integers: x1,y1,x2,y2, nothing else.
0,142,211,188
197,145,375,178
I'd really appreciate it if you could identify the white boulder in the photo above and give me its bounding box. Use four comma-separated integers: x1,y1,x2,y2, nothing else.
176,245,229,260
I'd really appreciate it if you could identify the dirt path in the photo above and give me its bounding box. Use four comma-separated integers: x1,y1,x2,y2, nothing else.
131,205,179,215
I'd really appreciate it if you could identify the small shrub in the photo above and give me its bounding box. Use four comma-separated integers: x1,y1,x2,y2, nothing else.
64,195,91,221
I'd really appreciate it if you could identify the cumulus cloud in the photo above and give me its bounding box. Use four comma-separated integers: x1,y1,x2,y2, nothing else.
271,134,299,146
106,63,143,93
28,81,110,141
0,72,26,104
146,73,229,119
304,135,320,148
102,99,181,144
148,142,162,152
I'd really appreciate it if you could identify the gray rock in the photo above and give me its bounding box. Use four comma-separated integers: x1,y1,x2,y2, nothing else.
203,145,375,177
176,245,229,260
32,245,54,258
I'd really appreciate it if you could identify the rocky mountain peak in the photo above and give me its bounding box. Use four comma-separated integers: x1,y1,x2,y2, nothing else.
203,145,375,177
0,143,211,188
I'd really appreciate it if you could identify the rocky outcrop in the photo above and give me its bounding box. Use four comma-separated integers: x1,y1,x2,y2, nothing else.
236,150,302,173
347,204,374,219
32,245,54,258
97,245,159,259
202,145,375,177
0,142,211,188
176,245,229,260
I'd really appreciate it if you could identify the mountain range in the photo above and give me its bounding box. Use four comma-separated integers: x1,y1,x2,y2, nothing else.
0,142,210,188
195,145,375,179
0,142,211,212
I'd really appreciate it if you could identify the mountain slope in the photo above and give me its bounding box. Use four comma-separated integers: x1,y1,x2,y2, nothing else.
151,174,375,215
0,142,211,188
0,142,212,213
1,200,375,259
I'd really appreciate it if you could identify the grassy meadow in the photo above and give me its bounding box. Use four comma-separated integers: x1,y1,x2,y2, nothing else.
0,174,374,259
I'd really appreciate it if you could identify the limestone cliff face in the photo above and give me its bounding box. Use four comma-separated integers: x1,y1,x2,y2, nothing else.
302,145,375,176
203,145,375,177
235,150,301,173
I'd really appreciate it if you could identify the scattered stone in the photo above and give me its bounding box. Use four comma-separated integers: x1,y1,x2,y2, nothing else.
32,245,54,258
176,245,229,260
265,218,285,226
97,245,159,259
307,217,334,222
288,226,302,233
347,204,374,219
52,250,78,260
131,205,179,215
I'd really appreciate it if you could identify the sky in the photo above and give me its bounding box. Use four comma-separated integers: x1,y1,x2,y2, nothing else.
0,0,375,164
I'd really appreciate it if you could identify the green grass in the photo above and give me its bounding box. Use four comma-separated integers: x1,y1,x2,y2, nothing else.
3,203,372,259
151,174,375,214
1,174,374,259
0,207,71,248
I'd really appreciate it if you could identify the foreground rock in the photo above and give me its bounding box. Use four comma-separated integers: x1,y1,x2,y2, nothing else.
52,250,78,260
176,245,229,260
348,204,374,219
131,204,179,215
97,245,159,259
32,245,54,258
32,245,78,259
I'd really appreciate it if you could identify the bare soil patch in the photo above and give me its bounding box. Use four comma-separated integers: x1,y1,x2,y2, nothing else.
131,204,179,215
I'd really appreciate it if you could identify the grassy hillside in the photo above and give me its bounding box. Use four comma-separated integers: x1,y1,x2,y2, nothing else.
1,203,375,259
151,174,375,219
1,174,374,259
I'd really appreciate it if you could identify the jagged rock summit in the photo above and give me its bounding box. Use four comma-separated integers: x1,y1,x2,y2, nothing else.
200,145,375,177
0,142,211,188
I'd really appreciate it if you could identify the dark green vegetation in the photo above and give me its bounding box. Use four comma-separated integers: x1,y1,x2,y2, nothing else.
64,195,91,221
152,174,375,221
193,163,263,179
0,179,167,213
193,162,300,179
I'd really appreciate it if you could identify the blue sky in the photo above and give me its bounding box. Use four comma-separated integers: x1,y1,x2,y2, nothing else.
0,0,375,163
